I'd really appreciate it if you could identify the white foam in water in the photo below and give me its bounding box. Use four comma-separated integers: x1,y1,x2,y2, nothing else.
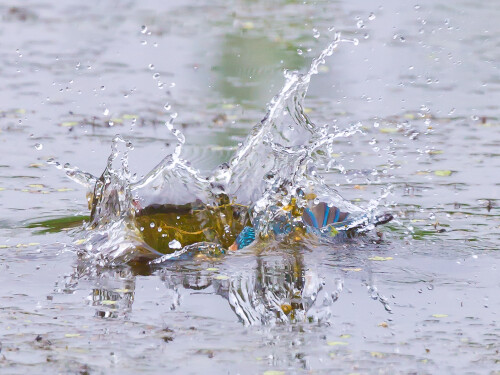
56,33,390,265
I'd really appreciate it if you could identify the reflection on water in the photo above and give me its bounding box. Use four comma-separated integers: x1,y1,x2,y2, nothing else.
161,250,334,325
69,237,393,326
90,269,136,319
69,245,355,325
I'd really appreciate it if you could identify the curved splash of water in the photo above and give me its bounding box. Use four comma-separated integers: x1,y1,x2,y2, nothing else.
57,33,389,264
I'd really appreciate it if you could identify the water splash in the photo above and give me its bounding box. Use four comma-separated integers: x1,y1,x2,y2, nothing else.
57,33,391,265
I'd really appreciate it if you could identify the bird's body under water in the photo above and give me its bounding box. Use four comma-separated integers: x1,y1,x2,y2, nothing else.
127,193,392,258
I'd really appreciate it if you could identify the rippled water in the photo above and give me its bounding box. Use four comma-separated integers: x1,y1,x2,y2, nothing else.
1,0,499,374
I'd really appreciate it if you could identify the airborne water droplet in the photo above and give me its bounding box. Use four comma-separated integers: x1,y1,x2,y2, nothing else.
141,25,147,34
164,103,171,111
368,12,376,21
35,143,43,150
312,28,320,38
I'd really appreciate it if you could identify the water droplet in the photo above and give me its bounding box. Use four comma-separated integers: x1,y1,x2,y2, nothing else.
100,86,105,90
153,73,160,79
35,143,43,150
297,49,303,55
164,103,171,111
312,28,320,38
368,12,376,21
353,38,359,46
148,64,155,70
141,40,147,46
150,222,155,228
414,5,421,10
356,20,364,29
420,105,429,113
141,25,147,34
169,239,182,249
103,108,109,116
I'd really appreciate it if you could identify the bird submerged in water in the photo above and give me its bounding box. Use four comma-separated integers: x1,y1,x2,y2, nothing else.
131,194,393,257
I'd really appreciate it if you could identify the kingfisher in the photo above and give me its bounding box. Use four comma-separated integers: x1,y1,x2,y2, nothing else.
99,190,392,257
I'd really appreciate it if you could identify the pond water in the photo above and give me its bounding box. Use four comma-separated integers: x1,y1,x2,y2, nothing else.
1,0,499,374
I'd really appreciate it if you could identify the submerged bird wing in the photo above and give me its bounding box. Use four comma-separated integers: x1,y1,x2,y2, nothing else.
302,202,349,228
